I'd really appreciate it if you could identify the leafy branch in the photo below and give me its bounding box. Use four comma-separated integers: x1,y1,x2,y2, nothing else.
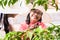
3,24,60,40
26,0,58,11
0,0,59,11
0,0,18,8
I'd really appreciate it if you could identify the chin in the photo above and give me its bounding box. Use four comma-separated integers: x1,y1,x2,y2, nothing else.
32,19,37,21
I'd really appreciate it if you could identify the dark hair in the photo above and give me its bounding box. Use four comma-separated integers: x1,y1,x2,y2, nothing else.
4,14,9,33
0,13,3,22
26,9,43,25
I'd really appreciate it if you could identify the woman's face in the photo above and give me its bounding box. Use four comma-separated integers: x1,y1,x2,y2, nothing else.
30,11,42,23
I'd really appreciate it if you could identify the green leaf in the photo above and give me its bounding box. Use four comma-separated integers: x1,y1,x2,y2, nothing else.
26,0,30,4
37,0,41,5
34,26,43,35
4,0,7,6
27,31,33,40
52,0,55,5
33,2,37,7
32,35,40,40
4,32,22,40
55,4,58,11
8,0,11,6
0,0,4,8
41,0,48,5
1,2,4,9
0,1,2,5
44,3,48,11
48,24,55,32
11,0,18,5
8,0,18,6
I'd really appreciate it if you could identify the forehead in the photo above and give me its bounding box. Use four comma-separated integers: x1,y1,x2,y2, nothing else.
31,9,42,13
30,9,43,14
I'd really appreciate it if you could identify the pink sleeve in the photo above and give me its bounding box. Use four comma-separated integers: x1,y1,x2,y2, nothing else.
19,22,28,31
39,22,46,29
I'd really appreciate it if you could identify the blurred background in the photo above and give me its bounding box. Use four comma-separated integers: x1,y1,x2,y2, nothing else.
0,0,60,38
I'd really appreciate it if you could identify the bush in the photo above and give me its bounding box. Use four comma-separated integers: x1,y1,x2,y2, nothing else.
4,24,60,40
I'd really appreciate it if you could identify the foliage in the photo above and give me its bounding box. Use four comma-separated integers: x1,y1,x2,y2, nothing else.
3,24,60,40
4,32,23,40
0,0,58,11
0,38,3,40
26,0,58,11
0,0,18,8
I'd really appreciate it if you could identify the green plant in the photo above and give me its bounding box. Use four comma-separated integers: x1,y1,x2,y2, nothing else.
0,0,59,11
4,32,23,40
0,0,18,8
4,24,60,40
26,0,58,11
0,38,4,40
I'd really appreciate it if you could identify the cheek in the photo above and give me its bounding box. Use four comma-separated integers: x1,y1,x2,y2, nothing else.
30,12,35,17
30,13,34,18
37,16,42,20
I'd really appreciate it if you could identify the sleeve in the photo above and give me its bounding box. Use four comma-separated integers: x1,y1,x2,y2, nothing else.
39,22,47,29
19,23,28,32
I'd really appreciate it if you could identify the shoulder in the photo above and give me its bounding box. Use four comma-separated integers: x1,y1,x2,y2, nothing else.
39,22,47,29
20,22,28,31
20,22,28,26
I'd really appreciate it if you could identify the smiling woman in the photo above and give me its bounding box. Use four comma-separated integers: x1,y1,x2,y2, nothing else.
6,9,46,32
16,9,47,32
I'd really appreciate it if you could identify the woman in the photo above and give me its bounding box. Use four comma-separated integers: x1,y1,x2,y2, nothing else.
19,9,46,32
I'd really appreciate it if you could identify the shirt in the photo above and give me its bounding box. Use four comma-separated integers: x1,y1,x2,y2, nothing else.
19,22,46,32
